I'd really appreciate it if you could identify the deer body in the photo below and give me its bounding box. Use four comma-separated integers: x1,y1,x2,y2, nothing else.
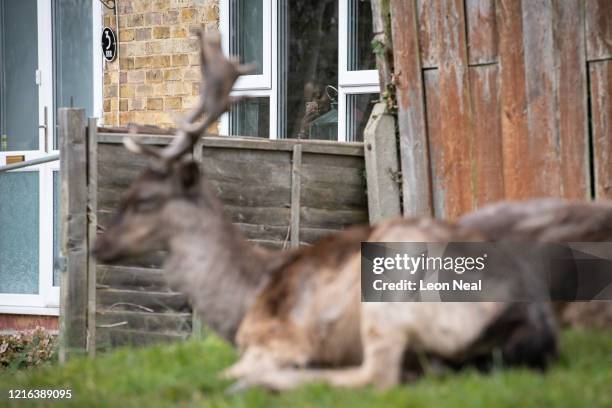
93,30,591,392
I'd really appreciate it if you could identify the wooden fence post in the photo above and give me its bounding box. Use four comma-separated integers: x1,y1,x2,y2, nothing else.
86,118,98,356
364,103,402,223
59,108,89,362
290,145,303,248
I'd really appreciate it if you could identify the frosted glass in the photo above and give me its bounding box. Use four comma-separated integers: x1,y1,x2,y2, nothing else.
0,172,39,294
53,172,60,287
0,0,39,151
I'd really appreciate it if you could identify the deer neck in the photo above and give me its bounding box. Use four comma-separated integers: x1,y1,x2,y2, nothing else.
162,199,274,343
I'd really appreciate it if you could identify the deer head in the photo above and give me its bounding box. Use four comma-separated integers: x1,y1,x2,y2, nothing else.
93,29,252,262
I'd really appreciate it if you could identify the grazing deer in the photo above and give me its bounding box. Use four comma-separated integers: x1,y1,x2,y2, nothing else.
94,29,558,391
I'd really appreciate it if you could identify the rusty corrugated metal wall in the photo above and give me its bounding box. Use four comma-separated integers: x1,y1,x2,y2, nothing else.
390,0,611,220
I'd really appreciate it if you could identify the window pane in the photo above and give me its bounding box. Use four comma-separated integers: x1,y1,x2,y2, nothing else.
347,0,375,71
0,0,39,151
346,93,378,142
53,172,60,287
0,172,39,294
229,0,263,75
53,0,94,150
229,97,269,138
280,0,338,139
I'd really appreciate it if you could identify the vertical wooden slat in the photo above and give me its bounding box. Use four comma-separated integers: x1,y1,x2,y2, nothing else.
521,0,561,197
586,0,612,61
59,108,88,362
469,65,504,206
555,0,590,199
435,0,475,219
423,70,445,218
465,0,499,64
591,61,612,199
86,118,98,357
390,0,433,217
290,144,302,247
417,0,440,69
497,0,529,199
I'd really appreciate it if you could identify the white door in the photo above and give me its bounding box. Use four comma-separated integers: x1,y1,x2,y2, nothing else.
0,0,58,313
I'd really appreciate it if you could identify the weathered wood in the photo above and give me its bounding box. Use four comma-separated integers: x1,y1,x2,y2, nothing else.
97,265,167,291
370,0,394,93
521,0,561,197
555,0,590,200
417,0,440,69
423,69,445,218
96,328,189,350
436,0,475,219
469,65,504,207
290,145,303,248
585,0,612,61
497,0,530,199
97,132,365,157
364,102,402,223
96,310,192,333
591,60,612,200
465,0,498,65
97,288,190,313
390,0,433,217
86,118,98,357
59,108,89,362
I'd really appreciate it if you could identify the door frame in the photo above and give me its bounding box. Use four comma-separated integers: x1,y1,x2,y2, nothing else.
0,0,102,315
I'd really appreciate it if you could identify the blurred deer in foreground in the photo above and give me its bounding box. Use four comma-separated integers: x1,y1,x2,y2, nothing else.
93,29,595,391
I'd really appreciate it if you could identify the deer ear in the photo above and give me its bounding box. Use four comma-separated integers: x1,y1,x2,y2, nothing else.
178,161,201,191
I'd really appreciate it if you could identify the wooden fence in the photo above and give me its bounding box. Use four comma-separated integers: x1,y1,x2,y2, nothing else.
391,0,611,219
58,109,367,357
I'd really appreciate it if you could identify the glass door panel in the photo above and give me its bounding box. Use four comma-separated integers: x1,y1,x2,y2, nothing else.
0,0,39,152
0,172,40,294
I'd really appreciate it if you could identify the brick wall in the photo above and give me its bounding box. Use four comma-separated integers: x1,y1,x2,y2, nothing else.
102,0,219,128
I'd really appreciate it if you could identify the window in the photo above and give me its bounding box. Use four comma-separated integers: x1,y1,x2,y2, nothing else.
220,0,379,141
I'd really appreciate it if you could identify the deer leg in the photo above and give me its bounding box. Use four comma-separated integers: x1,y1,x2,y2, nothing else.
226,306,408,391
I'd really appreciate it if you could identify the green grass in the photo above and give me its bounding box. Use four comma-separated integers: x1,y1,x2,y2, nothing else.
1,329,610,407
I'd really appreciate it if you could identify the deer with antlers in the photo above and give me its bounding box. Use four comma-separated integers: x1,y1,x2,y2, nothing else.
92,30,567,391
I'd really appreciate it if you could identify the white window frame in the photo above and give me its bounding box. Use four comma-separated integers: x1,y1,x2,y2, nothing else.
0,0,102,316
219,0,379,141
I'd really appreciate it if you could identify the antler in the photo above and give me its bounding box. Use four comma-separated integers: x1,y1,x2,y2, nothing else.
124,30,253,163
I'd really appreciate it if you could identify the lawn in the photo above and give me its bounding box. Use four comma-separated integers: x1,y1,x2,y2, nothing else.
0,329,610,407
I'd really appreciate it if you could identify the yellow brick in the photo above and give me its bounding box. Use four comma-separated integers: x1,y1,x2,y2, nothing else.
134,56,152,69
171,27,188,38
153,26,171,39
135,84,154,97
129,98,145,111
119,99,129,112
183,66,200,81
165,96,182,110
119,57,135,70
127,70,145,83
146,69,163,83
147,97,163,111
171,54,189,67
179,8,198,23
120,84,135,98
163,68,181,81
134,27,151,41
120,28,135,42
103,98,112,113
150,55,171,68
